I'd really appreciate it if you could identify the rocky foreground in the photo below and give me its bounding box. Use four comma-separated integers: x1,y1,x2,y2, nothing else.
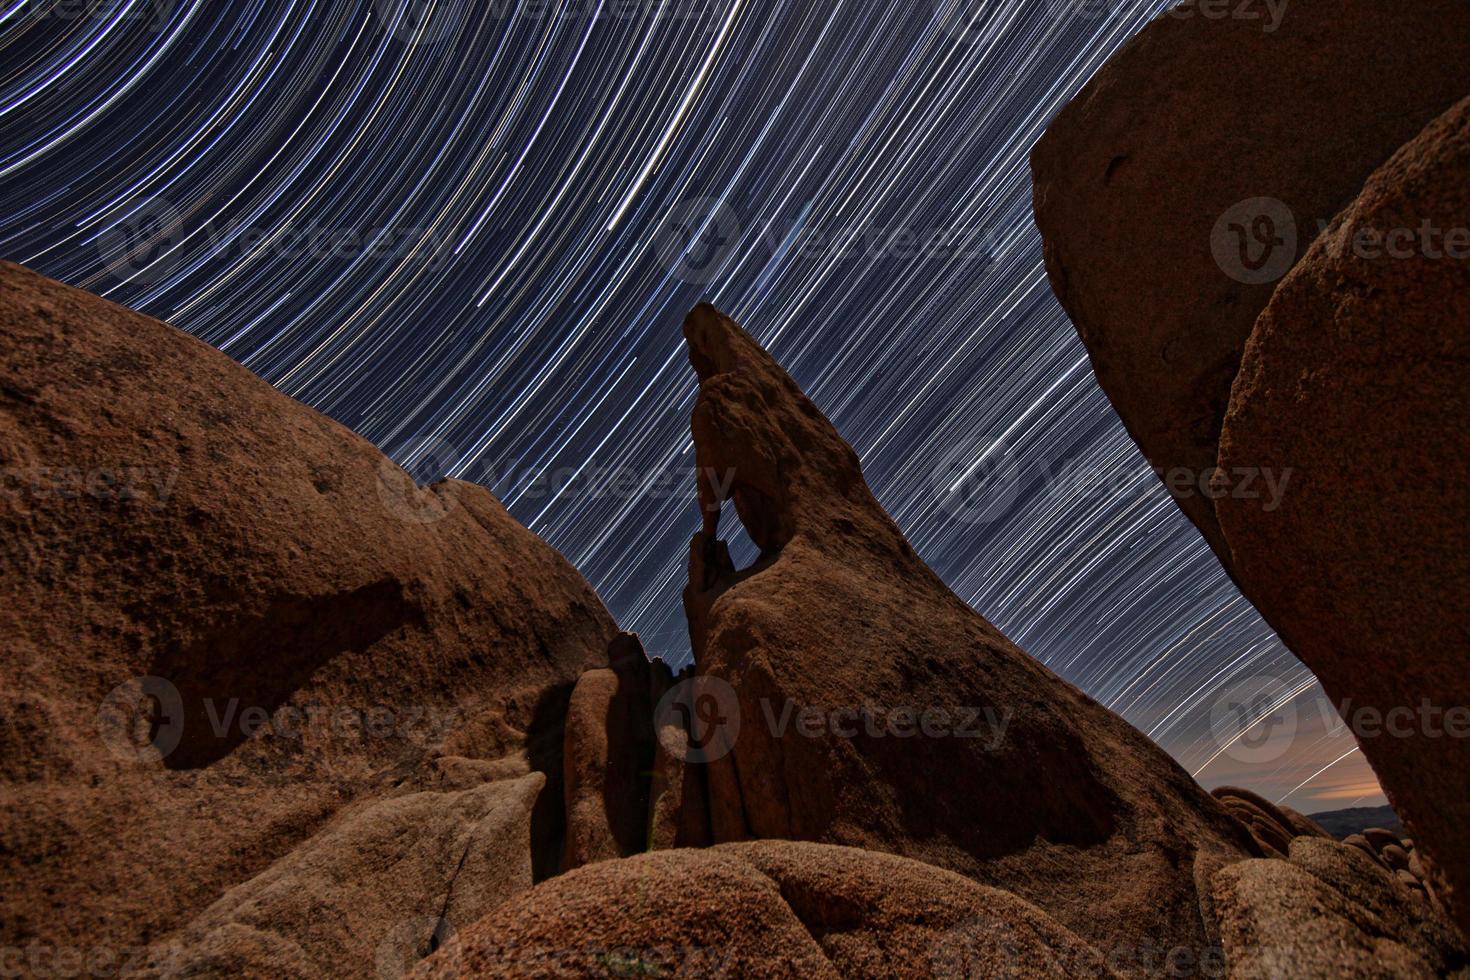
1032,0,1470,939
2,260,1465,977
4,2,1469,975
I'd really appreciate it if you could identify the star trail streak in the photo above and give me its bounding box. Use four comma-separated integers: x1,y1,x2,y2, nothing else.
0,0,1383,809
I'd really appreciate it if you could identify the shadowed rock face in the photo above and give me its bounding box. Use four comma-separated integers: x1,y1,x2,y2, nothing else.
1029,0,1470,557
411,841,1116,980
664,304,1256,957
1030,0,1470,938
1215,97,1470,934
0,262,617,964
560,632,671,871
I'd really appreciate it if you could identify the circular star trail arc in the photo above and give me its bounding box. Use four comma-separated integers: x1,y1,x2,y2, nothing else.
0,0,1383,810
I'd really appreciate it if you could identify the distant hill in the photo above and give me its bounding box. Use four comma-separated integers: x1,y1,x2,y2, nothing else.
1308,805,1404,840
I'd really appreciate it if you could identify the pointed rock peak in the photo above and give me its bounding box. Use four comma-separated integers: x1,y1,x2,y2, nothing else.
683,303,764,382
668,304,1259,955
680,305,878,558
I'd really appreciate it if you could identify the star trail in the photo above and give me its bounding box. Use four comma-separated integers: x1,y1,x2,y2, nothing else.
0,0,1383,809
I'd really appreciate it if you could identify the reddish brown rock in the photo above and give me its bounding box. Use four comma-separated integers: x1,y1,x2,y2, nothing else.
411,841,1114,979
1215,97,1470,932
560,632,669,871
643,662,709,851
664,304,1256,958
1279,806,1333,842
150,771,546,977
1344,835,1388,869
1212,838,1467,978
1384,845,1412,874
0,263,618,961
1213,786,1330,858
1030,0,1470,557
1363,828,1406,855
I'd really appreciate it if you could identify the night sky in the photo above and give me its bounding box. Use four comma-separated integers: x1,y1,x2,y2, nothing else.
1,0,1383,810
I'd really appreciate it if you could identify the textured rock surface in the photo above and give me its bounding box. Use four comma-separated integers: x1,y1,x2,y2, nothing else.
411,841,1114,979
1212,838,1467,978
1216,97,1470,933
1030,0,1470,556
0,262,618,959
151,772,545,977
664,304,1255,957
560,632,668,870
1213,786,1330,857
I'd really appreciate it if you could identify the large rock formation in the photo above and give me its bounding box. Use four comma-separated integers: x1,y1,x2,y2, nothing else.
1215,96,1470,931
1212,786,1331,858
662,304,1257,958
1031,0,1470,937
1030,0,1470,556
411,841,1115,979
560,632,668,870
1212,837,1467,978
147,769,547,977
0,262,618,968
